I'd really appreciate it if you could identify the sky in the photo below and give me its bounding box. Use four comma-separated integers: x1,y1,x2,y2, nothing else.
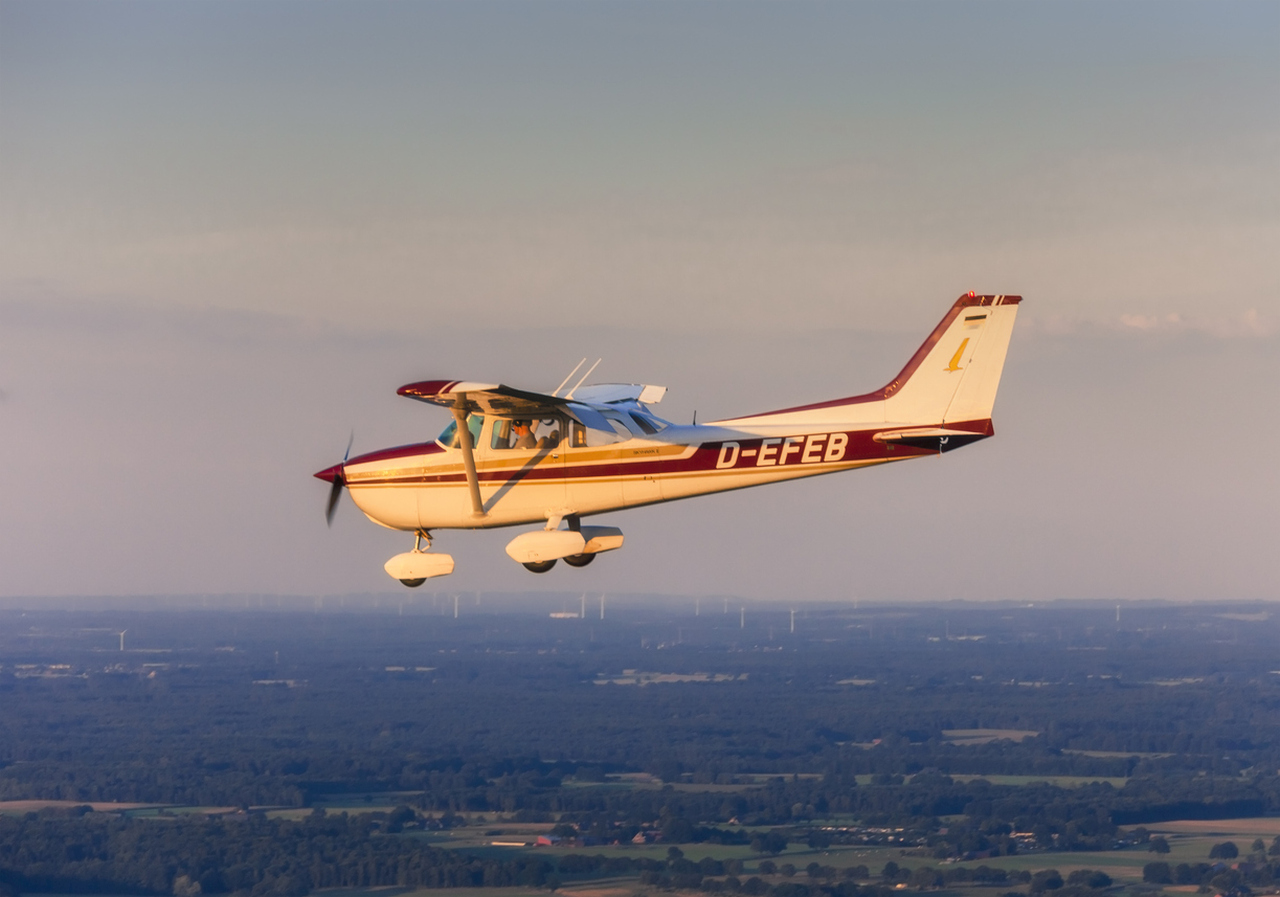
1,1,1276,602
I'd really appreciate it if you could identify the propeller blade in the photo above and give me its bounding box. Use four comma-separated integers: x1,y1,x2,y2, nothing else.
325,471,344,526
320,433,354,527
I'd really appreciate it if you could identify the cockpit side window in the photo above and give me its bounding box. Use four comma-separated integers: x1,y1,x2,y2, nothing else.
491,416,561,451
436,413,484,450
491,419,513,450
535,417,562,450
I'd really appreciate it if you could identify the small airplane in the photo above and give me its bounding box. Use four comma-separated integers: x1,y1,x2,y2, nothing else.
316,293,1021,585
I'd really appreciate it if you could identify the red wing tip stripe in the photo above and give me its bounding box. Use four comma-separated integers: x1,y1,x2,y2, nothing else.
397,380,460,399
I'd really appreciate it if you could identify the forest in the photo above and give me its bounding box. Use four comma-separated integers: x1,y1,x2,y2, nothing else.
1,598,1278,896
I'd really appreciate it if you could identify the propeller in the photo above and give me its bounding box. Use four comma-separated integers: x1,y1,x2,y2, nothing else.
325,473,344,526
322,432,354,526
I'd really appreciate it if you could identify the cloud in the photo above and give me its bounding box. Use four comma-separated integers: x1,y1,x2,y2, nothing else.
1023,308,1275,340
1117,309,1273,338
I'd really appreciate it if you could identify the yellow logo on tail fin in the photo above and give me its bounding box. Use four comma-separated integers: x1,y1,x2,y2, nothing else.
946,338,970,372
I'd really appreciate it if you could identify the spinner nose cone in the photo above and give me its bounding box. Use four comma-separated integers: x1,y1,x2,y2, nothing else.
314,463,343,484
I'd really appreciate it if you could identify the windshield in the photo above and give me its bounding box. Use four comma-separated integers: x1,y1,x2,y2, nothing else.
436,413,484,449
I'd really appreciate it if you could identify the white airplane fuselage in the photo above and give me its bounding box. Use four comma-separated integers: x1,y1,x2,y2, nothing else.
339,419,973,533
316,293,1021,578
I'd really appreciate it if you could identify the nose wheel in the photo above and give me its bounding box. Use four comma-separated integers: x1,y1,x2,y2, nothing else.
385,531,455,585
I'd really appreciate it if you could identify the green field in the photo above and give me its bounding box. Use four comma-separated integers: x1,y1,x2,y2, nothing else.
848,775,1129,788
948,775,1130,789
416,815,1280,897
14,805,1280,897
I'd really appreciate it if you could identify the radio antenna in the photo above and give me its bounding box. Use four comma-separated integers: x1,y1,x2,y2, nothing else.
553,359,586,397
564,358,601,400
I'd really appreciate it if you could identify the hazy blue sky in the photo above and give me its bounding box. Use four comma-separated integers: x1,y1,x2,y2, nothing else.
2,1,1276,601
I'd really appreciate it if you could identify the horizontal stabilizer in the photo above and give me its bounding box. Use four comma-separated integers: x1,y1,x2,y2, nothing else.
873,426,992,453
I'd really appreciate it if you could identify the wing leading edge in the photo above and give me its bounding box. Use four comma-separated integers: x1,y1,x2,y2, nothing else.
396,380,667,433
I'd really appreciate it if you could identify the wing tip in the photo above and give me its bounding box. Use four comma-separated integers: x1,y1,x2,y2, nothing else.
397,380,458,401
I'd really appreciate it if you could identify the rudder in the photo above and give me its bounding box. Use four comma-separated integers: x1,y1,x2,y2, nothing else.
710,293,1022,430
882,294,1021,428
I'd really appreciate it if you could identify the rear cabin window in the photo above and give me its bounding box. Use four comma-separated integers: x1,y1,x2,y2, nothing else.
628,412,660,435
570,418,632,448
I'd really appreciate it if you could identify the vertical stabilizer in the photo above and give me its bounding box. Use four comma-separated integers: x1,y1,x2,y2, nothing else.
883,295,1021,427
712,294,1022,429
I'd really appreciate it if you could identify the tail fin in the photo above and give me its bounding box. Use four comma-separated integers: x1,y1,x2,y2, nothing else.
713,294,1021,428
884,294,1021,428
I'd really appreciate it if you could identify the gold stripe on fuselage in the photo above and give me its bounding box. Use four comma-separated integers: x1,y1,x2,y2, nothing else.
345,443,691,485
346,454,892,491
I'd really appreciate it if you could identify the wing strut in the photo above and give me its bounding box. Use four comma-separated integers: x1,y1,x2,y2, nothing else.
451,397,486,519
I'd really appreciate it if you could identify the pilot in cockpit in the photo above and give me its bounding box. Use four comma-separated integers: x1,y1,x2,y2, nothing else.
512,420,536,450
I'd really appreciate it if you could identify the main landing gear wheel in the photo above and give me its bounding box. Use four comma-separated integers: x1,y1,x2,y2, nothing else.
562,553,595,568
522,560,557,574
399,578,427,588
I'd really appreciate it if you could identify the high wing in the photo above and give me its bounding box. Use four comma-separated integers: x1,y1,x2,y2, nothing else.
568,383,667,406
397,379,666,432
398,380,561,416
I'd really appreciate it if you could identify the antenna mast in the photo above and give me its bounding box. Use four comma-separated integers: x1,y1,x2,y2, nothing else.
564,359,602,400
552,359,587,397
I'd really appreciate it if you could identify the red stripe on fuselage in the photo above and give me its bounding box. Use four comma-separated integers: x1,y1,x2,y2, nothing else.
344,420,991,488
346,441,445,467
